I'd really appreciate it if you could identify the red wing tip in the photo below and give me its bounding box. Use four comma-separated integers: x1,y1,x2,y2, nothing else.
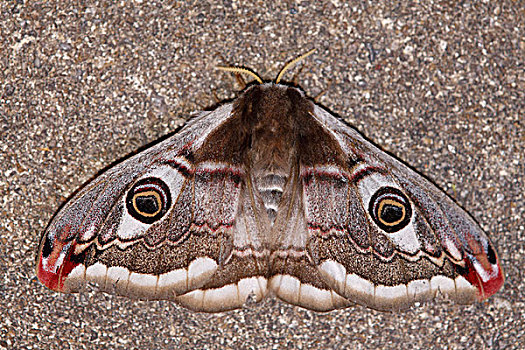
36,257,62,291
36,236,84,293
462,253,504,301
478,265,505,300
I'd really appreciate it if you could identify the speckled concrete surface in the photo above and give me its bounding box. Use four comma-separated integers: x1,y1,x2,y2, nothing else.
1,1,523,349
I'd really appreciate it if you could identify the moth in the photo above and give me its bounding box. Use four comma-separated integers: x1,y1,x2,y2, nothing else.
36,53,504,312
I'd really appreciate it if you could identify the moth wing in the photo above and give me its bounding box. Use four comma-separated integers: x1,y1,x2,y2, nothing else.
174,174,270,312
268,169,353,311
36,104,268,312
302,105,504,311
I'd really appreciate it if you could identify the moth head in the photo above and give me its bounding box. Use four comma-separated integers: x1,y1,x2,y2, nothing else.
368,186,412,233
126,177,172,224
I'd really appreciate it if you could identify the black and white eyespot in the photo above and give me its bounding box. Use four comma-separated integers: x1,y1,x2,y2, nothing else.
369,186,412,233
126,177,172,224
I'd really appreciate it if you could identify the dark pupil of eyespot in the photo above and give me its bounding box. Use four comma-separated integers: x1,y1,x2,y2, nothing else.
380,204,403,223
136,195,159,214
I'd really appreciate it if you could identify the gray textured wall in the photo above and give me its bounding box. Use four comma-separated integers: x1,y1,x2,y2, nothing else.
1,1,523,349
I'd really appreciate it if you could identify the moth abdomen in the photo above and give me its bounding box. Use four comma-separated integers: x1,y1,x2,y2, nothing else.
254,173,287,223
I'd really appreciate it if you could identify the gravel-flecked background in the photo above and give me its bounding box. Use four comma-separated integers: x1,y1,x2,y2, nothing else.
1,1,523,349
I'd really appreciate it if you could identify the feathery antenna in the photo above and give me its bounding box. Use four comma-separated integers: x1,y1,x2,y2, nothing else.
215,66,263,84
275,49,316,84
216,49,316,84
